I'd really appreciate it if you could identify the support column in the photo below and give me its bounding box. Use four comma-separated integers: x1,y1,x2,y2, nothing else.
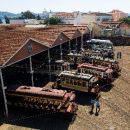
60,44,63,71
0,68,8,117
76,37,78,52
81,34,83,49
29,56,34,86
69,40,71,52
60,43,63,61
48,49,51,81
89,28,92,40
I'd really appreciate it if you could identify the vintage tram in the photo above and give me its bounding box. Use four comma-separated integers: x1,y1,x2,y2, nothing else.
84,39,114,59
5,85,78,114
89,56,121,75
56,70,99,93
85,39,113,51
67,50,83,65
77,63,113,84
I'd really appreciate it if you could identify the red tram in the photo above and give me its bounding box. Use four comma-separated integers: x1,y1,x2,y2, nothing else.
78,63,113,83
5,86,78,114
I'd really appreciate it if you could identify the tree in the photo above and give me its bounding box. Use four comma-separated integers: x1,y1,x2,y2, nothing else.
119,17,130,25
44,17,61,25
4,15,10,24
36,14,41,20
20,10,36,19
0,18,3,24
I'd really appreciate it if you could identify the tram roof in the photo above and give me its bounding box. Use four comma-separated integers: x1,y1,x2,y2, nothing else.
59,71,93,80
8,85,67,98
78,63,109,72
87,39,113,44
90,56,116,63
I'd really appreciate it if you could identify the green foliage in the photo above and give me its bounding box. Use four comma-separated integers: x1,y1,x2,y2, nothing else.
19,10,36,19
44,17,61,25
119,17,130,24
4,15,10,24
0,18,3,24
36,14,41,20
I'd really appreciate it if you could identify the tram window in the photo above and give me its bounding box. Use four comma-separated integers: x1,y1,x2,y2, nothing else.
104,74,108,78
47,66,49,70
88,82,92,87
53,66,56,70
54,66,56,70
57,66,61,70
78,81,82,86
82,82,86,87
70,79,73,85
74,81,77,85
61,77,65,82
51,66,54,70
85,70,88,73
44,66,47,70
66,78,69,84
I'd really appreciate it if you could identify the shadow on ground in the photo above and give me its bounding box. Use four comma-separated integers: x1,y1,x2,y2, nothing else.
101,84,114,92
75,92,96,106
0,107,73,130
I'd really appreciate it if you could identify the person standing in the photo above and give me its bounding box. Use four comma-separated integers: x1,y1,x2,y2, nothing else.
89,94,101,116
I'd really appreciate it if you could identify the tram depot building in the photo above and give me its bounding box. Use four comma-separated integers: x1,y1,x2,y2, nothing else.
0,25,90,112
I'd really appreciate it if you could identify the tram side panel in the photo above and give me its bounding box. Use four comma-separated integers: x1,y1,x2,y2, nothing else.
5,86,78,114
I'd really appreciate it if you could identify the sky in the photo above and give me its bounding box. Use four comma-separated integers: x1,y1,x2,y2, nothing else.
0,0,130,13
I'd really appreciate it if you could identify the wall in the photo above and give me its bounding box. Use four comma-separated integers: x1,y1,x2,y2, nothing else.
10,19,25,25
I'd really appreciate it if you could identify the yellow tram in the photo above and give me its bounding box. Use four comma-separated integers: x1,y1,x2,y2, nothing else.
57,71,99,92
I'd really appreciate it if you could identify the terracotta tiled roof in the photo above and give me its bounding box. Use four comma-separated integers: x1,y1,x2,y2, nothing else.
0,34,28,66
0,30,60,66
54,12,75,18
0,25,89,66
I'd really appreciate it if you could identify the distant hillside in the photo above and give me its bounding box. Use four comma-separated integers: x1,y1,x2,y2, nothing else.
0,11,20,19
0,11,42,19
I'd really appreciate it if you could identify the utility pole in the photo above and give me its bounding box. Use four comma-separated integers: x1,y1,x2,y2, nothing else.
0,68,8,117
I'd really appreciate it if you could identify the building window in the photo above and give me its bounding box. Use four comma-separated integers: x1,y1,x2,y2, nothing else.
97,18,100,21
27,43,33,53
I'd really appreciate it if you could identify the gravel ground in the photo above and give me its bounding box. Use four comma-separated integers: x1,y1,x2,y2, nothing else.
0,46,130,130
